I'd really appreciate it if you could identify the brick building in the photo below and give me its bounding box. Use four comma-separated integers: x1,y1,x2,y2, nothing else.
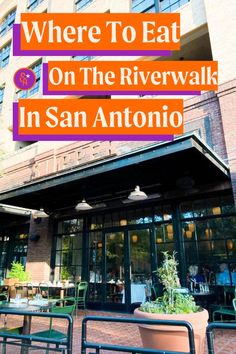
0,0,235,311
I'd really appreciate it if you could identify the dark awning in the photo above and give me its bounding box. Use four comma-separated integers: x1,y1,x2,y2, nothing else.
0,134,231,212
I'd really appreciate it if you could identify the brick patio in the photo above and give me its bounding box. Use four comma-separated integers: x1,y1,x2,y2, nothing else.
1,310,236,353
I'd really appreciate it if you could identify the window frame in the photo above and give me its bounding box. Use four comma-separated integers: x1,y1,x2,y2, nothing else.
0,8,16,37
16,60,42,99
0,41,11,69
0,85,5,112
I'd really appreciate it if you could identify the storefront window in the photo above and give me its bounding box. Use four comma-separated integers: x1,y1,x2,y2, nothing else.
181,196,236,288
54,218,83,282
54,234,82,282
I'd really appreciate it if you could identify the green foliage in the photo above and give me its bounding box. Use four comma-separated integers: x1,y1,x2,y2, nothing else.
61,266,71,280
8,261,31,282
140,251,199,314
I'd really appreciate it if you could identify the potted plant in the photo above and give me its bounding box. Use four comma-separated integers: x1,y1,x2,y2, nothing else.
134,252,208,354
4,261,31,285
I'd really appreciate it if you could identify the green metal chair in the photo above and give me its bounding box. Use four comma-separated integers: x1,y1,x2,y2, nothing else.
31,298,75,353
27,283,34,299
213,297,236,322
0,294,23,353
75,281,88,314
39,282,50,299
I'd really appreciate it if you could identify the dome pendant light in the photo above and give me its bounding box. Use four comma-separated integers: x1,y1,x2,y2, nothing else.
128,186,148,201
75,199,92,211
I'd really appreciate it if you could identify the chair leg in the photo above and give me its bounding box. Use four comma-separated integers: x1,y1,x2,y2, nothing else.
2,338,7,354
45,342,50,354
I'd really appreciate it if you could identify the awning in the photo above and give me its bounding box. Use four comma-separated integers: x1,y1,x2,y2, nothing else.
0,134,231,213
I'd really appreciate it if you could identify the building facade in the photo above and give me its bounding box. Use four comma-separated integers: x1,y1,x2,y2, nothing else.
0,0,235,311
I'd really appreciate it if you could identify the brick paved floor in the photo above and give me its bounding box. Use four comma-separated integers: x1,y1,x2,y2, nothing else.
1,310,236,353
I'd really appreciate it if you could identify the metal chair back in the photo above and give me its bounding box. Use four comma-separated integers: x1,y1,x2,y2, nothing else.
207,322,236,354
0,309,73,353
233,298,236,311
81,316,196,354
76,281,88,309
39,282,49,299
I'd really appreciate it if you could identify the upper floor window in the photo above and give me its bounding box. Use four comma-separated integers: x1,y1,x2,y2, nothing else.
132,0,156,13
0,42,11,69
75,0,93,11
73,55,95,61
0,86,5,112
159,0,189,12
27,0,44,11
16,60,42,99
0,8,16,37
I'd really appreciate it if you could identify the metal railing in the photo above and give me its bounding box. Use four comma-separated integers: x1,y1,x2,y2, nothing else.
0,309,73,353
81,316,196,354
207,322,236,354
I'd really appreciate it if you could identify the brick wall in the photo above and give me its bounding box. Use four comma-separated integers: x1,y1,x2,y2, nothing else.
184,91,228,161
217,79,236,205
25,216,52,282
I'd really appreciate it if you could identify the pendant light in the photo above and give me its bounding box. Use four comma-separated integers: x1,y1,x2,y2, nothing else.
128,186,148,201
75,199,92,211
32,208,49,219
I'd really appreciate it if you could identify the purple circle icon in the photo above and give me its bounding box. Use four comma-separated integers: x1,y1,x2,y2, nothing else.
14,68,36,90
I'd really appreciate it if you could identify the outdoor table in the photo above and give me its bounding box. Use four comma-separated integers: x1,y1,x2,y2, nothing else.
30,284,75,299
48,284,75,299
190,291,215,309
0,300,56,353
0,303,40,353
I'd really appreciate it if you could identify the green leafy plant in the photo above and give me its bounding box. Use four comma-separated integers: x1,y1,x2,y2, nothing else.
140,252,199,314
8,261,31,282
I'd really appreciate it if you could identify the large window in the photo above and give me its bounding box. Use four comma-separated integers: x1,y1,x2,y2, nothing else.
27,0,44,11
54,219,83,282
75,0,93,11
0,86,5,112
0,230,28,280
132,0,156,13
16,60,42,99
0,42,11,69
73,56,95,61
0,8,16,37
181,196,236,287
159,0,189,12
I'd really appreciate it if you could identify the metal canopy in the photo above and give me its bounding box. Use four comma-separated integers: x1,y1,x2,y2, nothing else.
0,134,231,212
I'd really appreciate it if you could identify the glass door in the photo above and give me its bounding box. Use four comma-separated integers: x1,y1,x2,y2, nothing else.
88,227,153,311
128,229,152,307
104,231,125,310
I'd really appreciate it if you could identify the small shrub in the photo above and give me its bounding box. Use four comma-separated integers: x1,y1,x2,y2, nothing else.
140,252,199,314
8,261,31,282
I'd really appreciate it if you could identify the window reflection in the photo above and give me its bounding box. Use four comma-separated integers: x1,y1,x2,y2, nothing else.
181,197,236,287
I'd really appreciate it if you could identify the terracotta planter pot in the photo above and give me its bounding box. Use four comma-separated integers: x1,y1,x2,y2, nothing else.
4,278,19,286
134,308,208,354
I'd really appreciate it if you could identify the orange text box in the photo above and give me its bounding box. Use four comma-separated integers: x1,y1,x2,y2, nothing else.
47,61,218,92
17,99,183,136
20,13,180,51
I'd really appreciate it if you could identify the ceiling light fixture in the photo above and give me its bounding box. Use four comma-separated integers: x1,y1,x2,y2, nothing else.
32,208,49,219
75,199,93,211
128,186,148,201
